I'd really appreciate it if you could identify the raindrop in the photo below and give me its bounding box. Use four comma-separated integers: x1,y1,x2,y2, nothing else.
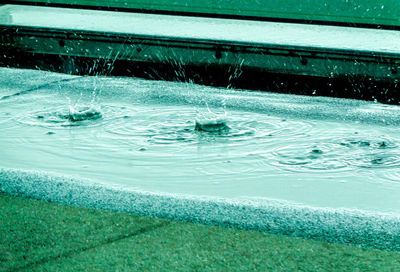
195,119,229,133
379,141,388,149
311,149,323,154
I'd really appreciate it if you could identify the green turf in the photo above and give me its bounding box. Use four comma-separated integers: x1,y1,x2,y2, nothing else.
1,193,400,271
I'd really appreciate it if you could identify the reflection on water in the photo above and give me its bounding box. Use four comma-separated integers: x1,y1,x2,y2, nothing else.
2,68,400,213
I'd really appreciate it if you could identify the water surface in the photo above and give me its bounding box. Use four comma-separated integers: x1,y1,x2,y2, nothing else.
1,68,400,214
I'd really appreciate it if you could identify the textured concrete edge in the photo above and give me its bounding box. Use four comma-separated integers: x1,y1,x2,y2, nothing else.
1,168,399,251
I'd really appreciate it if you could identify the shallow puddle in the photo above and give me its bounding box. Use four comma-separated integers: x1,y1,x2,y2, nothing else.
1,68,400,214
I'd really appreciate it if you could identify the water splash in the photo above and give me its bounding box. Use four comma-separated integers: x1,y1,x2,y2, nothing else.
3,68,400,215
64,104,102,122
195,102,229,134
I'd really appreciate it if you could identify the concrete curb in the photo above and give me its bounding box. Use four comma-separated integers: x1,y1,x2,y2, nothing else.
1,168,399,251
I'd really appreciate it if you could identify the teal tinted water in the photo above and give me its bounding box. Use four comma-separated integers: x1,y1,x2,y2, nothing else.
1,68,400,214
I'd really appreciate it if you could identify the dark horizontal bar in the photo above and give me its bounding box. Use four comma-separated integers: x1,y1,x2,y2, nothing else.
3,25,399,63
1,49,399,105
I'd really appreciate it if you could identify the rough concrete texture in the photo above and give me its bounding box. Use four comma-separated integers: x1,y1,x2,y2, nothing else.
1,168,400,252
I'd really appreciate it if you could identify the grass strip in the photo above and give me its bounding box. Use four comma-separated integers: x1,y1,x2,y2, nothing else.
1,193,399,271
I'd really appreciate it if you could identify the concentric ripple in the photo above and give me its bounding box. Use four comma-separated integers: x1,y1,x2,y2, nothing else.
3,68,400,213
271,142,350,172
15,104,103,128
271,135,400,173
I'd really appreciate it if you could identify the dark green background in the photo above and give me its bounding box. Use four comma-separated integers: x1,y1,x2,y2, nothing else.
14,0,400,26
